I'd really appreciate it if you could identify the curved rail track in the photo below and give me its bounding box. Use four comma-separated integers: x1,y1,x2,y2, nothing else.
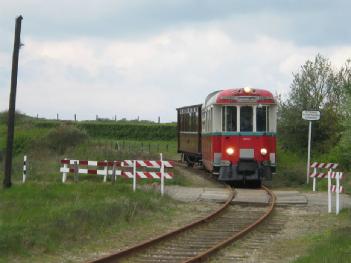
89,186,276,263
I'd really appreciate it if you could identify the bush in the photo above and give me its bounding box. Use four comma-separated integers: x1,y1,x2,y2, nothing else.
45,125,88,154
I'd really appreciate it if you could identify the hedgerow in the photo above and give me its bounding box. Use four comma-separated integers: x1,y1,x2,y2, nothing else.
77,122,176,140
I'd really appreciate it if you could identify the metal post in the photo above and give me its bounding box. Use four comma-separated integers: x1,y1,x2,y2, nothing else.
57,113,59,120
306,121,312,184
3,15,23,188
328,170,332,213
74,114,77,122
22,155,27,183
103,160,108,182
112,161,116,183
336,172,340,215
133,160,136,192
160,153,164,196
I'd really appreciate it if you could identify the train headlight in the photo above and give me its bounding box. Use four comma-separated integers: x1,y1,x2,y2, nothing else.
260,148,268,156
226,147,235,156
243,86,252,93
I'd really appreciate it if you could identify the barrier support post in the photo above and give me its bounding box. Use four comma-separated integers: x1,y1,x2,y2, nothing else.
103,160,108,182
336,172,340,215
62,158,68,183
133,160,136,192
328,170,332,213
112,161,116,183
22,155,27,183
160,153,164,196
312,167,316,192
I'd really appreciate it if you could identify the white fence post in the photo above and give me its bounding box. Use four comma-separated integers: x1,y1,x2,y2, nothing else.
103,160,108,182
336,172,340,215
312,167,316,192
62,158,68,183
133,160,136,192
160,153,164,196
22,155,27,183
328,170,332,213
112,161,117,183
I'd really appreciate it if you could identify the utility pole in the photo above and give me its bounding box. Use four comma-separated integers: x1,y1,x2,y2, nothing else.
3,15,23,188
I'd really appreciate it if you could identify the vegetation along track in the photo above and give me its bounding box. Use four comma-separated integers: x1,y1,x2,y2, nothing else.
89,186,276,263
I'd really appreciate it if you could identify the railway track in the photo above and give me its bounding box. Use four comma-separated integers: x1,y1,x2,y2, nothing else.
89,185,276,263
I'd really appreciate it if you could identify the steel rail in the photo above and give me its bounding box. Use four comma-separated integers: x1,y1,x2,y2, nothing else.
182,185,276,263
88,185,235,263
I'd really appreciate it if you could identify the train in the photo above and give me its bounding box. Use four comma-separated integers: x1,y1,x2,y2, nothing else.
177,87,277,185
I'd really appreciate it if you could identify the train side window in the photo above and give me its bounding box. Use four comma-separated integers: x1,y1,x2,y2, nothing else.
256,106,268,132
240,106,253,132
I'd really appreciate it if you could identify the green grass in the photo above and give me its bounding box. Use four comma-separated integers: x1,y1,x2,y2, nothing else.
0,113,188,261
0,182,177,261
293,209,351,263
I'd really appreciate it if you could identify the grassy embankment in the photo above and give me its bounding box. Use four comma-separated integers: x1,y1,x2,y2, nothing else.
292,210,351,263
0,113,187,261
274,142,351,262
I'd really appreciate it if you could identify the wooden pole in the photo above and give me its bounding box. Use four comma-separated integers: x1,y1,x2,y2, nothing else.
3,15,23,188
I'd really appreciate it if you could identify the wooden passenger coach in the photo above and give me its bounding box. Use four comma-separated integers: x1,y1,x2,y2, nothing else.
177,104,202,163
177,87,277,184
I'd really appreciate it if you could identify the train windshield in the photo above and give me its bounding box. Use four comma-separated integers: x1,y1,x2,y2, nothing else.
240,106,253,132
256,106,269,132
222,106,237,131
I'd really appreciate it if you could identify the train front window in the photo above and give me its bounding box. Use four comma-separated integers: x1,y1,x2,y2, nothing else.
256,106,269,132
240,106,253,132
222,106,237,132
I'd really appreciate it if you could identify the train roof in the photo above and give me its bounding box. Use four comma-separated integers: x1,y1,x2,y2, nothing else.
204,87,276,108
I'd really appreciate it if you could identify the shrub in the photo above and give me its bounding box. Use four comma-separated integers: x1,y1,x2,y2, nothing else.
45,125,88,154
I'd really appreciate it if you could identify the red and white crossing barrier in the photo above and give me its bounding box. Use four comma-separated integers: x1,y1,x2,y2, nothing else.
309,162,338,192
60,155,173,195
329,172,344,215
309,171,343,179
310,162,338,169
309,162,345,215
60,159,174,168
331,185,343,193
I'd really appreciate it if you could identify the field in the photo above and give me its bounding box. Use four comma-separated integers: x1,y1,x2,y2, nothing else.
0,112,186,261
1,112,351,262
0,182,179,262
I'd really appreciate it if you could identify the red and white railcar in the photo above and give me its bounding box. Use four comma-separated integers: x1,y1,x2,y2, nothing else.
177,87,277,184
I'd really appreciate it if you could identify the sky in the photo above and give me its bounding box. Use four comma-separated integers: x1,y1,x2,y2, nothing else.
0,0,350,122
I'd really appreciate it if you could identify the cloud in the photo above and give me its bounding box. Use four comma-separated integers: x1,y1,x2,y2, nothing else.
0,25,348,122
0,0,350,46
0,1,350,122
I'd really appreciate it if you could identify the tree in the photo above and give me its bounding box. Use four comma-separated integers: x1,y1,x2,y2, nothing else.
334,60,351,168
278,54,348,153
